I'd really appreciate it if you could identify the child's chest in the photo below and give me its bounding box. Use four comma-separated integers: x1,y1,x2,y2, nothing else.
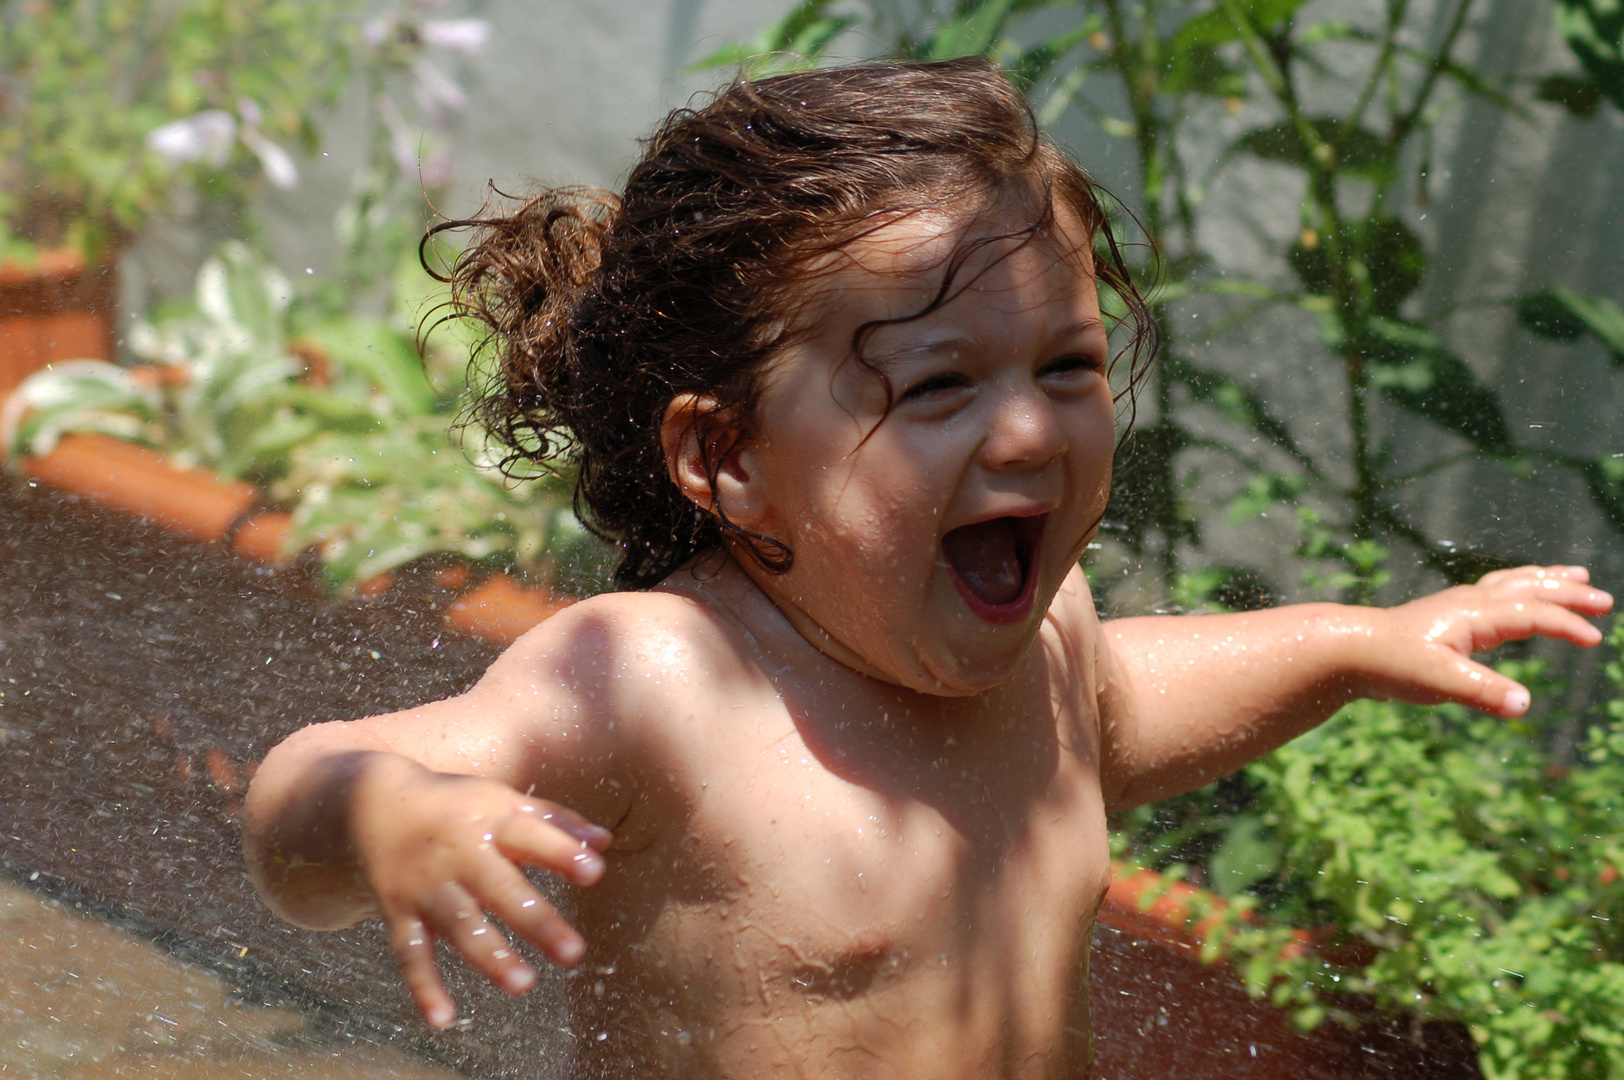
576,662,1111,1078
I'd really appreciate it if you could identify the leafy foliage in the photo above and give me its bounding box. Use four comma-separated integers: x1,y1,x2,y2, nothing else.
0,0,360,255
2,243,593,594
1172,627,1624,1080
1554,0,1624,114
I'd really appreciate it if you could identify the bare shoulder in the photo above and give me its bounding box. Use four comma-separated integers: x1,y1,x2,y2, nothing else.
484,587,769,724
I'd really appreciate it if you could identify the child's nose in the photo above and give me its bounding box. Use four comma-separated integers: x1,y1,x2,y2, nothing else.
983,387,1067,470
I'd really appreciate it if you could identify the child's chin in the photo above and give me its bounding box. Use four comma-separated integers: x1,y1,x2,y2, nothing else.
909,633,1039,697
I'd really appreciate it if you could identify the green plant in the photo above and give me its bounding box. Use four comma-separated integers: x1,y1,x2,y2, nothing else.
0,0,491,266
1551,0,1624,114
0,0,361,259
1158,624,1624,1080
2,242,596,594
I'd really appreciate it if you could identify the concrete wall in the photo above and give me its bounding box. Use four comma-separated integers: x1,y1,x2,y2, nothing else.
120,0,802,313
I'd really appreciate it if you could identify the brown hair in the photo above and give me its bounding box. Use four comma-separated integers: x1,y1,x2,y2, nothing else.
431,57,1157,590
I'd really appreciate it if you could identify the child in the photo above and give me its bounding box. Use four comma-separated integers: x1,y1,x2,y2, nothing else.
243,58,1612,1079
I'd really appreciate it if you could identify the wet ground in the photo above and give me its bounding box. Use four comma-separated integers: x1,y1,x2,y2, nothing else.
0,878,459,1079
0,473,1480,1078
0,475,570,1077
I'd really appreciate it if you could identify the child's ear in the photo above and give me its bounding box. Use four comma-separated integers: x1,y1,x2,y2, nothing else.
660,393,768,528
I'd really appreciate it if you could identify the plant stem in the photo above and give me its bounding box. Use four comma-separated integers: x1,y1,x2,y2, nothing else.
1390,0,1476,146
1100,0,1188,592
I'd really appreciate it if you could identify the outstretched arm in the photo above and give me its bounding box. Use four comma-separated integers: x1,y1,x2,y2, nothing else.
1097,565,1613,812
243,618,629,1028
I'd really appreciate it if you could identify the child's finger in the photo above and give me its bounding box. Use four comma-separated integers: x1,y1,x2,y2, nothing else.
1408,653,1530,718
1478,564,1588,589
1480,598,1606,650
495,812,608,886
425,880,536,994
1489,574,1613,617
518,802,614,853
465,855,587,968
386,912,457,1029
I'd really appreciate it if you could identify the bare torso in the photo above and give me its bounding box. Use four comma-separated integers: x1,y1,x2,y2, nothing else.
536,564,1113,1079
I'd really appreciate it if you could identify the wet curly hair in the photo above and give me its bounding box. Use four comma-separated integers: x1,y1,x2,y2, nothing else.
431,56,1157,590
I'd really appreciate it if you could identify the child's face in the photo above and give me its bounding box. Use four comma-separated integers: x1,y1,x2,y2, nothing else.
734,198,1117,695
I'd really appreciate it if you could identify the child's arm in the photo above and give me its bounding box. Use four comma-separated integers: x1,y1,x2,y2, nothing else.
1096,565,1613,811
243,617,632,1028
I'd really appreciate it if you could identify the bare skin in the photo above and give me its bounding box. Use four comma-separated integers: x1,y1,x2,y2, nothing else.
244,202,1614,1079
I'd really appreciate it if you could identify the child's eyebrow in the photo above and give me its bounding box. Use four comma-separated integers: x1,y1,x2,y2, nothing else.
869,319,1107,366
866,336,975,366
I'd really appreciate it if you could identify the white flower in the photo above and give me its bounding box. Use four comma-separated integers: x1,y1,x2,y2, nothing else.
240,128,299,189
146,110,236,167
410,57,468,114
361,15,393,48
419,18,489,54
146,101,298,189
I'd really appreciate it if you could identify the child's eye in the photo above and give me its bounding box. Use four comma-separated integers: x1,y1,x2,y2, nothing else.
901,373,970,400
1041,353,1105,378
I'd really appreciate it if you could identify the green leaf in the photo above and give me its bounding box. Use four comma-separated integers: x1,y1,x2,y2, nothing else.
1227,473,1308,524
1517,291,1591,341
1364,319,1511,452
3,359,160,457
304,317,439,415
686,0,853,74
1011,17,1100,98
1555,0,1624,114
926,0,1014,59
1235,117,1390,177
1172,356,1319,473
1517,286,1624,363
1171,0,1309,54
1536,73,1606,118
1209,814,1282,897
1365,218,1426,316
1168,44,1248,98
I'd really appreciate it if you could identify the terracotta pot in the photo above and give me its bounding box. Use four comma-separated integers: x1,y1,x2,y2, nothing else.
0,249,116,400
444,572,572,645
16,428,571,647
18,432,258,544
230,509,295,564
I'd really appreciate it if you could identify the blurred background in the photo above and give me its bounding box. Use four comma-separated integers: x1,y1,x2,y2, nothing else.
3,2,1624,1078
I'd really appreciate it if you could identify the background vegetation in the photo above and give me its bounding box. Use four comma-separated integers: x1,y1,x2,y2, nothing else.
2,0,606,594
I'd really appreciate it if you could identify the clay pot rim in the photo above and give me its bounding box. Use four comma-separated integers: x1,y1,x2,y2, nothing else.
0,246,92,286
15,429,565,649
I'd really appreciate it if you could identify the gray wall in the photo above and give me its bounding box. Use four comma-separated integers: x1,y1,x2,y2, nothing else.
120,0,803,314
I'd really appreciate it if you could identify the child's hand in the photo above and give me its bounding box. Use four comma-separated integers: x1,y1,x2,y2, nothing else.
350,757,613,1029
1360,565,1613,717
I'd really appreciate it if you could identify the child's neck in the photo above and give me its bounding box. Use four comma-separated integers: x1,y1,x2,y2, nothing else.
657,551,953,698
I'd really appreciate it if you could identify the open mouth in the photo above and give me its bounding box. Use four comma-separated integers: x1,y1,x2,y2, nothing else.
941,514,1045,624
